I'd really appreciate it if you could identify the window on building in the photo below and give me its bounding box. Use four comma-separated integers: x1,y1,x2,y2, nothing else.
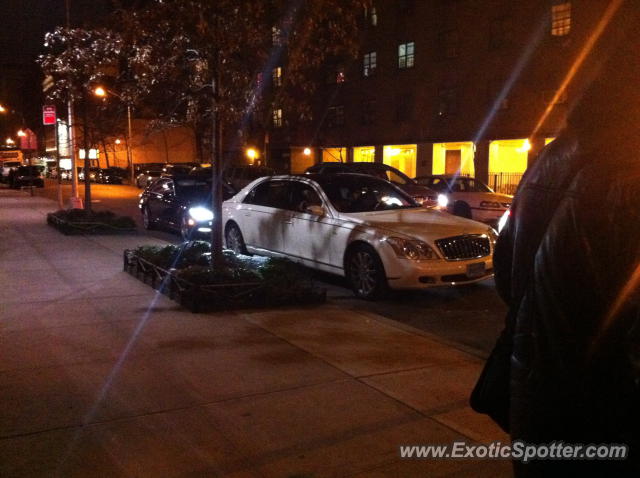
488,79,509,110
364,5,378,26
362,99,376,125
363,52,377,77
272,108,283,128
438,30,458,59
327,105,344,128
437,88,458,117
489,17,512,50
272,26,283,45
272,67,282,87
551,2,571,36
398,42,415,69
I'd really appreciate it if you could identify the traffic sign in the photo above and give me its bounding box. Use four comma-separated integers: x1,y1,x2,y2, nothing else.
43,105,56,125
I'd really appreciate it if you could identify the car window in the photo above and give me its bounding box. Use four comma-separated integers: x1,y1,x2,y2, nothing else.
244,180,289,209
314,175,418,213
385,170,408,185
150,179,172,194
288,181,323,213
466,179,493,193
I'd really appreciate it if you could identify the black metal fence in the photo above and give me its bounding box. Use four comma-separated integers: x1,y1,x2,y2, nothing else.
488,172,524,195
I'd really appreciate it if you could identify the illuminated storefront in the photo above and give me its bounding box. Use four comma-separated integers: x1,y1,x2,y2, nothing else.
383,144,416,178
488,139,529,194
432,142,475,176
353,146,375,162
322,147,347,162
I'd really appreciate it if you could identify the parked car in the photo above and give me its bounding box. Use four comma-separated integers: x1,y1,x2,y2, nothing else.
78,167,100,182
222,173,496,299
139,173,236,239
136,168,164,188
415,175,512,227
305,162,440,208
223,165,275,192
161,163,199,176
95,167,125,184
10,166,45,188
60,169,73,181
135,162,166,176
1,161,21,183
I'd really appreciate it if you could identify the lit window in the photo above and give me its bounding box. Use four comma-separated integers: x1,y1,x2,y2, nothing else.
363,52,377,77
371,6,378,26
327,105,344,128
551,2,571,36
362,99,376,125
272,67,282,87
272,108,283,128
398,42,415,69
272,26,282,45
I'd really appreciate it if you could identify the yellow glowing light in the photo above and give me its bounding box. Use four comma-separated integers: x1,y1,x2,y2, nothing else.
303,147,311,156
246,148,257,160
93,86,107,97
115,139,122,145
6,138,15,145
516,139,532,153
0,105,6,113
17,130,26,137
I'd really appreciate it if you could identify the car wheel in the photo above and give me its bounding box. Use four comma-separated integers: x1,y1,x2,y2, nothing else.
225,222,248,255
346,244,387,300
142,206,155,230
453,201,472,219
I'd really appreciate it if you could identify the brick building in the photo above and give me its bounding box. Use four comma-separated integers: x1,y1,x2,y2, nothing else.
268,0,616,194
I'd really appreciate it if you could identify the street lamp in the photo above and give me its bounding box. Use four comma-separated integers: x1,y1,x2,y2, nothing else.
94,86,135,185
17,130,26,137
6,138,15,146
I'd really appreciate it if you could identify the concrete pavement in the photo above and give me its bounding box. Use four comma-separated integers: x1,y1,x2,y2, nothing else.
0,188,511,477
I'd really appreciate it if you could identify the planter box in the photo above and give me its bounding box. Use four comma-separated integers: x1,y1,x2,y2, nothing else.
47,213,137,235
123,249,326,313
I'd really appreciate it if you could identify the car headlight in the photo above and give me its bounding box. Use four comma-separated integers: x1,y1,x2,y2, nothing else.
498,209,510,233
385,237,438,261
188,206,214,222
437,194,449,208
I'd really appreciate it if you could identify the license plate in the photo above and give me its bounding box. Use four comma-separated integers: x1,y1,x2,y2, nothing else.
467,262,486,278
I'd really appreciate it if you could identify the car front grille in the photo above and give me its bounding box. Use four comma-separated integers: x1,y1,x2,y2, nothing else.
435,234,491,261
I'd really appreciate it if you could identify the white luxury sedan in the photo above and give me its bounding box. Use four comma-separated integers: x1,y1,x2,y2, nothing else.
222,174,496,299
415,175,512,228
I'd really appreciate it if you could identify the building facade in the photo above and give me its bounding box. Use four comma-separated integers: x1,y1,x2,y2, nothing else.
270,0,612,194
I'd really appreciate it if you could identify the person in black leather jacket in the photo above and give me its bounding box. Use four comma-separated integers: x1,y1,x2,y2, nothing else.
491,5,640,476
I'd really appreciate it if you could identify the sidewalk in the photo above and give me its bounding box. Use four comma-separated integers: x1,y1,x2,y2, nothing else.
0,189,511,477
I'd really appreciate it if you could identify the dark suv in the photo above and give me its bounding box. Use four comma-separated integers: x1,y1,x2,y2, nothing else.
10,166,44,188
305,162,439,207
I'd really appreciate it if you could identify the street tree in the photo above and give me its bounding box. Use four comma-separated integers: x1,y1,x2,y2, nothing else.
114,0,369,266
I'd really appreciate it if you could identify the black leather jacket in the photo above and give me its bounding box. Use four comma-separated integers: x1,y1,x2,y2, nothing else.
494,130,640,473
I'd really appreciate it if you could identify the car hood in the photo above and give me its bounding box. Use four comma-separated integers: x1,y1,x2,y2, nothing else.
340,208,491,241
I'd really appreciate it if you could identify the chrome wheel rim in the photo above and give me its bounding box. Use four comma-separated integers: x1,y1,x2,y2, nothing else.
227,227,242,253
349,251,377,296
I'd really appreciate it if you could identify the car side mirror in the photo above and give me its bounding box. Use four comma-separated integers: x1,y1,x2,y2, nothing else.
305,205,325,216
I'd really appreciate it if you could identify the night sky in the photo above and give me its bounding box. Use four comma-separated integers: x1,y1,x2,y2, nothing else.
0,0,113,141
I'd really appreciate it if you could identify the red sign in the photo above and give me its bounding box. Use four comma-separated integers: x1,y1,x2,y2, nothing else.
42,105,56,126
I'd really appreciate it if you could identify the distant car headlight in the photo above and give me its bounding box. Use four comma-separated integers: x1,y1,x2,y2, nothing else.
498,209,510,233
437,194,449,208
188,206,214,222
385,237,438,261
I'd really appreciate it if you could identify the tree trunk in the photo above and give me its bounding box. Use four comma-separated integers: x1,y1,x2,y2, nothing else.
210,75,225,268
101,139,110,168
83,96,91,212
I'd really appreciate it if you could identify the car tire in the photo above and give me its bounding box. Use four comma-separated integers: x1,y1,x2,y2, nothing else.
346,244,388,300
453,201,472,219
225,222,249,255
142,206,155,230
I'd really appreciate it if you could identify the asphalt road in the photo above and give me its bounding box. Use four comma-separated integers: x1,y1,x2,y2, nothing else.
36,179,507,357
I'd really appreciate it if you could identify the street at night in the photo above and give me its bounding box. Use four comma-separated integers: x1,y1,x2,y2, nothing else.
2,0,640,476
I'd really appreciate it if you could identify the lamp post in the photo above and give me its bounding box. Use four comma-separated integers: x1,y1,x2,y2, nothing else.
93,87,134,185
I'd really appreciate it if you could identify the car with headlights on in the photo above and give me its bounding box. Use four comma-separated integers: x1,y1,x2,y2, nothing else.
139,174,235,240
95,167,125,184
415,175,512,228
305,162,441,208
222,174,496,299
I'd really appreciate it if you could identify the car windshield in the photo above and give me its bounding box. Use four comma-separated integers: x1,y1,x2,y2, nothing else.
174,177,212,200
455,178,493,192
314,175,419,213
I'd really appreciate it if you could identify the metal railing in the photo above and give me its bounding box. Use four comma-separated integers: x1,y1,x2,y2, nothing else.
488,172,523,195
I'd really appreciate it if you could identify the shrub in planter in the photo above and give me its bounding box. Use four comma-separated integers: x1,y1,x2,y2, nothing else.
49,208,136,230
